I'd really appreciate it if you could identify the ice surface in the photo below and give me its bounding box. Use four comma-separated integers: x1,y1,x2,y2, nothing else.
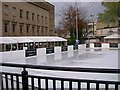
1,49,120,86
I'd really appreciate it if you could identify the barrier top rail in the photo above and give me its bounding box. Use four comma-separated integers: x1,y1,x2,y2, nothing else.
0,63,120,74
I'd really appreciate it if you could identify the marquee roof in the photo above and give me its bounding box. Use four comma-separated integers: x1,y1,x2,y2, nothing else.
0,36,67,44
104,33,120,39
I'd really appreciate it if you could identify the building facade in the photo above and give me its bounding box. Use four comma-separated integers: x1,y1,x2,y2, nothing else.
2,2,55,36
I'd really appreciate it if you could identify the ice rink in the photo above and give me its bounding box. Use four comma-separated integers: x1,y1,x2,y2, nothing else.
1,49,120,88
1,49,119,80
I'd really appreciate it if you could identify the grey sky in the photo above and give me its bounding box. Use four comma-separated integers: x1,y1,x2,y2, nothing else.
49,1,105,27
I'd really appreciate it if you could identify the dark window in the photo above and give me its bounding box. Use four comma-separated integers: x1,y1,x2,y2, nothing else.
18,43,23,50
12,44,17,51
12,24,15,33
26,11,29,19
20,9,23,18
20,25,23,33
26,25,29,33
42,16,43,23
41,26,44,35
4,23,8,32
32,13,34,20
37,14,39,22
4,5,8,15
32,26,34,32
12,7,16,16
45,17,47,24
45,27,48,35
37,26,39,33
45,27,48,30
6,44,11,51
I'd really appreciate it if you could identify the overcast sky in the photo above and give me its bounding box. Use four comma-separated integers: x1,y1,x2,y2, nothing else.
47,1,105,27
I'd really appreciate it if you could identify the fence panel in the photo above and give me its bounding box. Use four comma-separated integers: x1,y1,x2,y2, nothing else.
1,63,120,90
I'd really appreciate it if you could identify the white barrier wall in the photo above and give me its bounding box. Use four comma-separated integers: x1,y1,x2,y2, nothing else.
68,45,73,51
37,48,46,56
118,44,120,49
1,43,119,62
102,43,109,49
90,43,94,48
54,46,61,53
2,50,25,61
78,44,86,49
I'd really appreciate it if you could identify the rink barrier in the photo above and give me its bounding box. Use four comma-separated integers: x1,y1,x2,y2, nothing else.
89,42,119,49
46,47,54,54
61,46,68,52
1,63,120,90
1,43,119,60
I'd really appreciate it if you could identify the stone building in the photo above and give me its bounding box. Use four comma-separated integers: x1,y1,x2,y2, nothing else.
2,2,55,36
0,2,68,52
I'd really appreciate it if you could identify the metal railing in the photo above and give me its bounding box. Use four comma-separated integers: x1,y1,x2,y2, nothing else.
1,63,120,90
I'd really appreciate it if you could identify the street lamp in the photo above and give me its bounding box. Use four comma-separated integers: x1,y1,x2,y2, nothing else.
75,2,79,44
118,1,120,33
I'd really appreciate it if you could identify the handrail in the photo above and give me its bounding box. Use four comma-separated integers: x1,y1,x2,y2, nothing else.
0,63,120,74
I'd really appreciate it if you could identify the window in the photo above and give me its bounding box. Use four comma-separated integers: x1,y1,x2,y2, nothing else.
41,26,44,35
6,44,11,51
12,24,15,33
18,43,23,50
4,4,8,15
4,23,8,32
41,16,44,24
20,9,23,18
37,26,40,33
32,13,34,20
45,27,48,35
26,11,29,19
26,25,29,33
45,27,48,31
20,24,23,33
32,26,34,32
12,7,16,17
45,17,47,24
37,14,39,22
12,44,17,51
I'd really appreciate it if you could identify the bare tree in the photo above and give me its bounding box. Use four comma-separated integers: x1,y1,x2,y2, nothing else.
58,3,87,44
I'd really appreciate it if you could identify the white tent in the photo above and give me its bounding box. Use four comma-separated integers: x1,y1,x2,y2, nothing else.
27,37,47,42
0,36,67,44
53,37,67,42
0,37,17,44
104,33,120,39
39,36,67,42
10,37,34,43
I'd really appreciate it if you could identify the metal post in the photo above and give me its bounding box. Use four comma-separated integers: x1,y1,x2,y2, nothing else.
118,1,120,33
76,2,78,42
21,68,28,90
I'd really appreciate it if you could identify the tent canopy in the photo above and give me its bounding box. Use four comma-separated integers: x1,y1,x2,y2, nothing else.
0,36,67,44
11,37,34,43
104,33,120,39
0,37,17,44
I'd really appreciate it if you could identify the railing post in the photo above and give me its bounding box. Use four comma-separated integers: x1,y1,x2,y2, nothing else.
21,68,28,90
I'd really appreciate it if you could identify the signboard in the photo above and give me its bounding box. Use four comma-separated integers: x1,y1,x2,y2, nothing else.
61,46,68,52
73,45,78,50
94,43,101,47
46,47,54,54
110,43,118,48
86,44,90,48
25,49,37,57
